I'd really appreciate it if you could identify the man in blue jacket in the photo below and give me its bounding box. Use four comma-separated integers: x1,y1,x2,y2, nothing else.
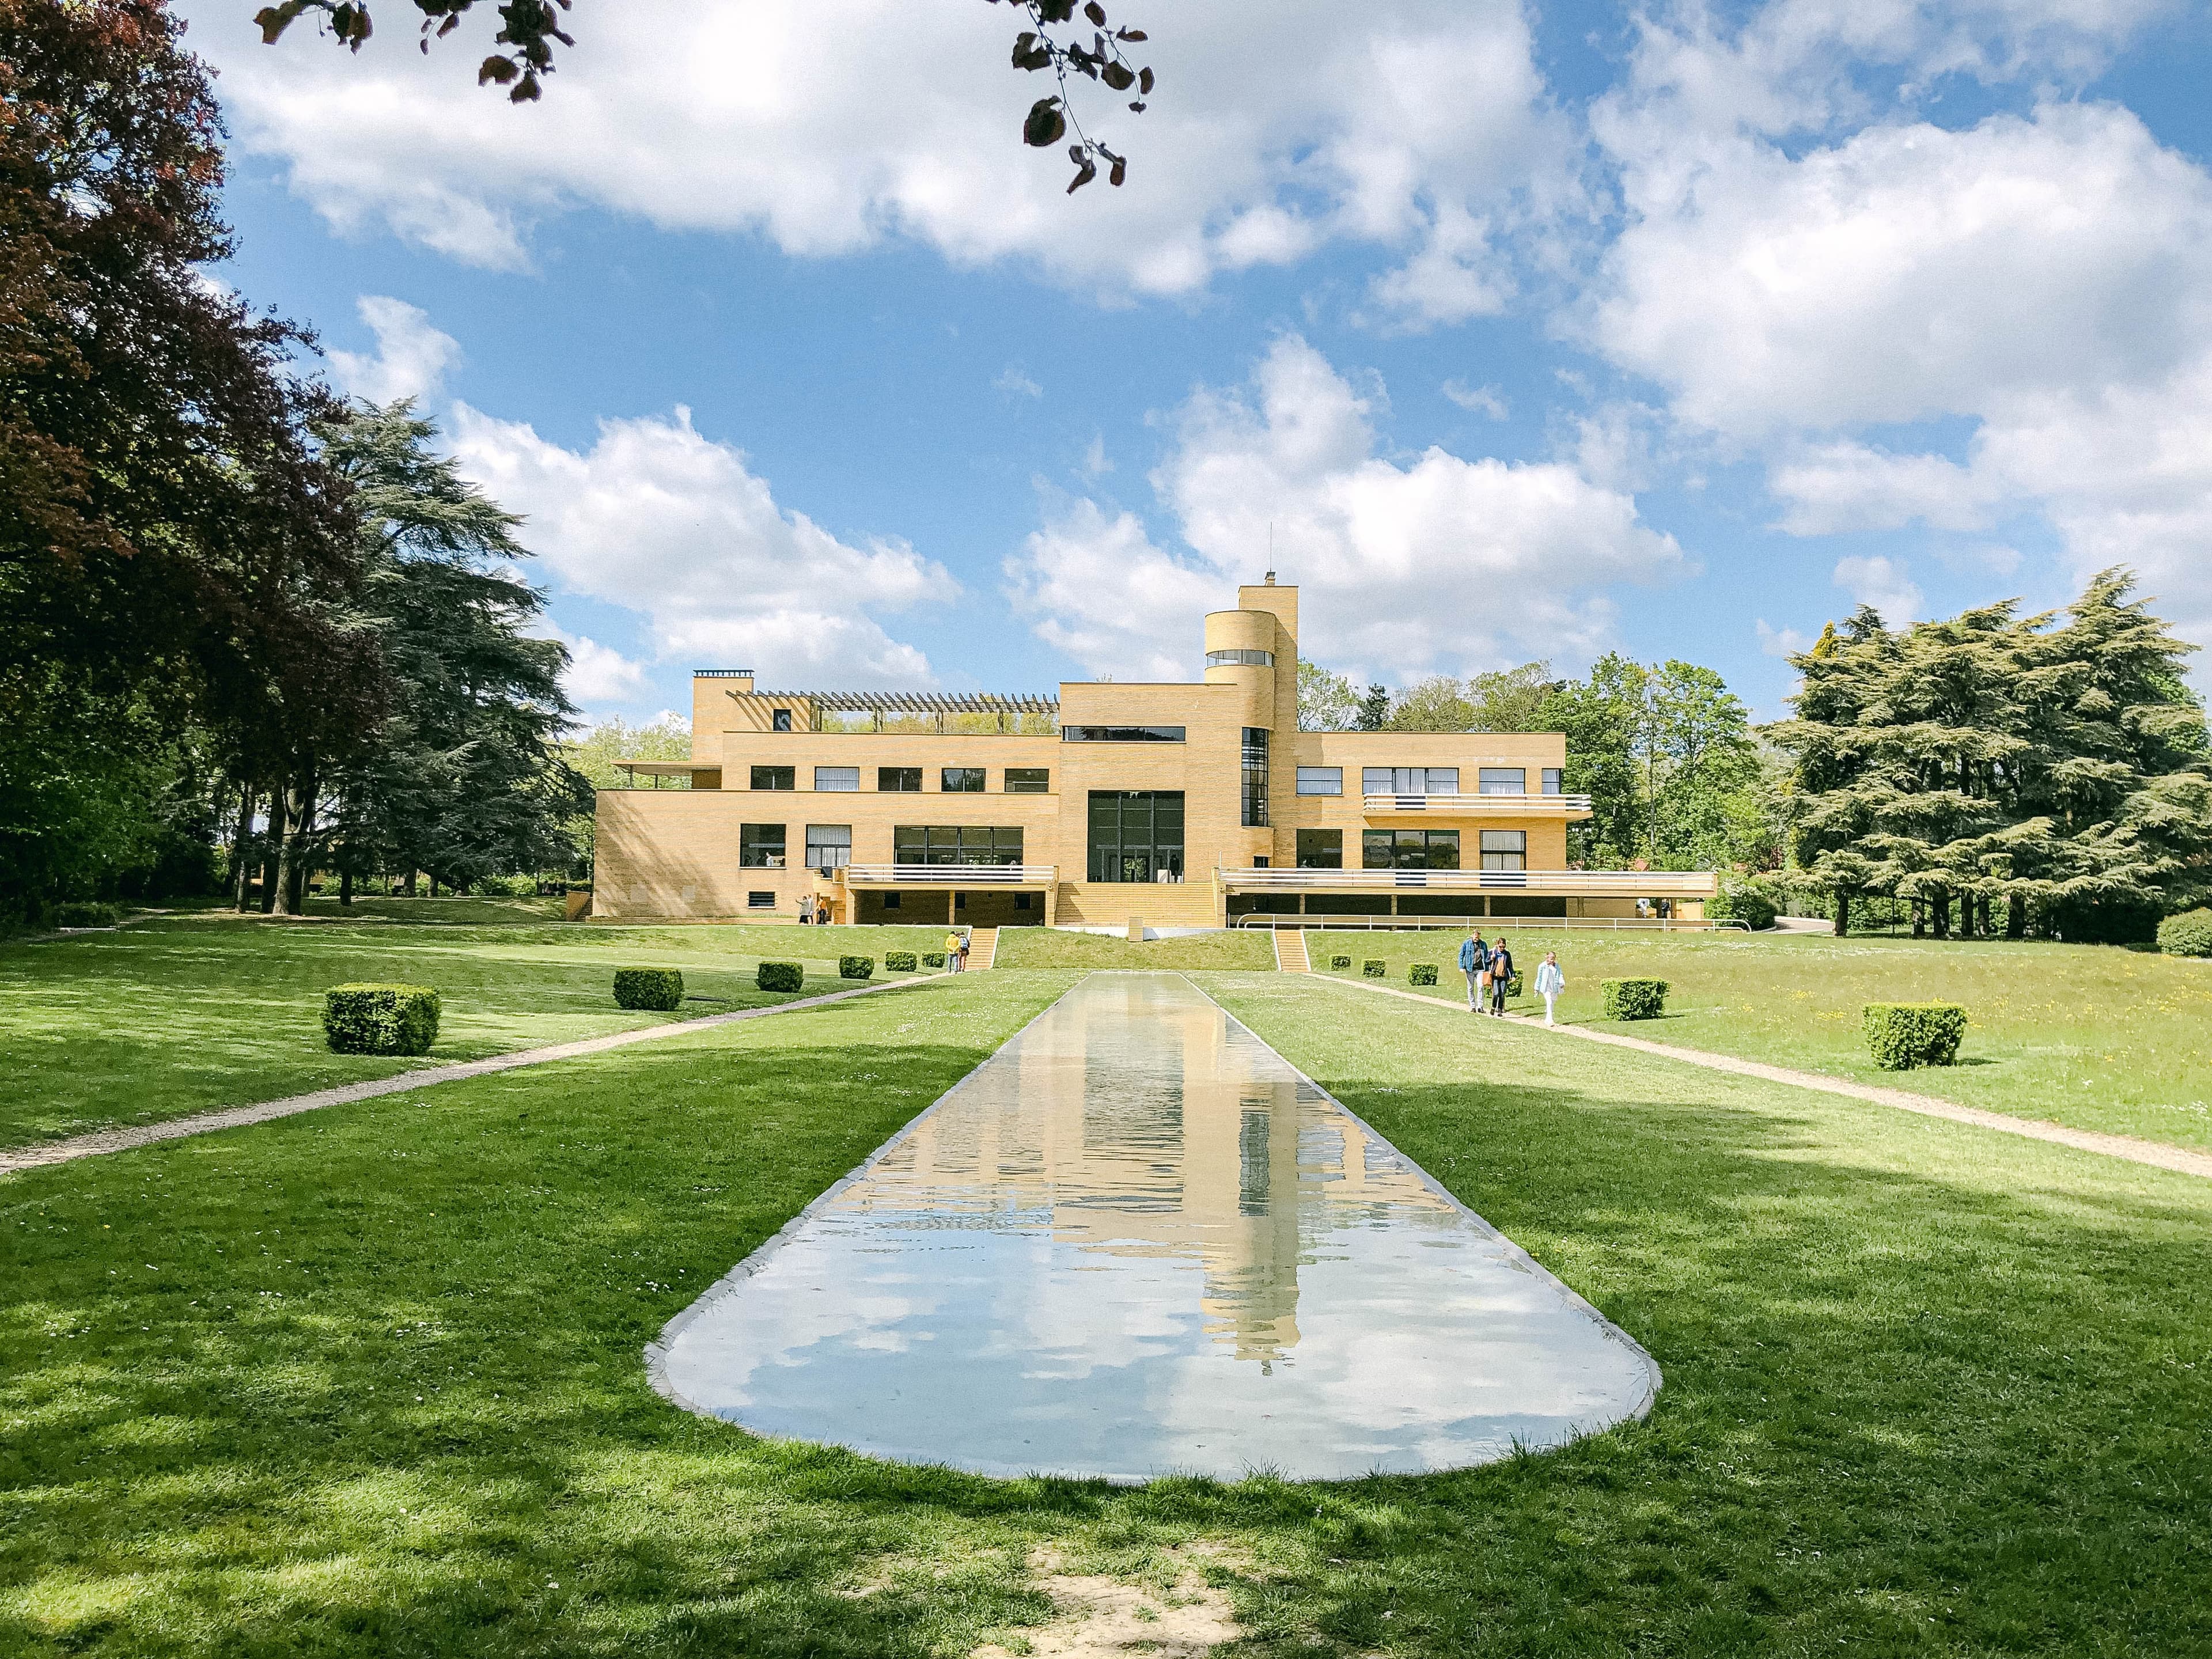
1459,928,1489,1013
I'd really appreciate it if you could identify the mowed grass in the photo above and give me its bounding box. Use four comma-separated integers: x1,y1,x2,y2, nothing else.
5,968,2209,1654
0,918,950,1148
993,927,1273,971
1308,927,2212,1152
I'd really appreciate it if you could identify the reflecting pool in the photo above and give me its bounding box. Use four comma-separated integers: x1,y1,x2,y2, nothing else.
649,972,1658,1482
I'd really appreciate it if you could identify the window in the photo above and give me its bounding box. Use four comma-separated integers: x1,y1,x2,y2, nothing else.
1253,856,1270,868
771,708,792,732
1361,767,1459,796
740,824,787,868
1541,768,1563,796
750,765,794,791
1005,767,1051,793
941,767,986,793
1362,828,1460,870
1241,727,1269,827
747,891,776,909
1479,767,1528,796
805,824,851,874
1014,892,1033,911
878,767,922,792
881,892,901,910
814,766,859,792
894,825,1025,866
1088,790,1185,882
1062,725,1185,742
1481,830,1528,872
1205,649,1275,668
1295,766,1343,796
1296,830,1343,869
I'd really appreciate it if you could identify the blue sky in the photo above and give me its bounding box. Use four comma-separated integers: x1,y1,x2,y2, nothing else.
185,0,2212,726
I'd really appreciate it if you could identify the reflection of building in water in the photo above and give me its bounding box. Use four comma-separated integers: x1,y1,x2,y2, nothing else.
837,979,1455,1363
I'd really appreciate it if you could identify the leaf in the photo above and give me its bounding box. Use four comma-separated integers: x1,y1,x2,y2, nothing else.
1037,0,1075,20
478,53,518,84
1084,1,1107,22
1012,30,1051,71
1109,156,1127,186
1101,61,1133,90
1116,27,1147,40
1127,100,1145,112
253,1,306,44
1067,158,1097,193
1022,97,1067,148
1138,65,1154,93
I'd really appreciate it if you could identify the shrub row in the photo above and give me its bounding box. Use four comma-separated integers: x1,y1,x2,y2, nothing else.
2158,908,2212,957
1408,963,1438,986
1863,1003,1968,1069
756,961,803,993
613,968,684,1012
1330,955,1351,970
1363,960,1385,979
1601,978,1669,1021
884,950,918,972
53,900,121,929
922,951,948,968
839,955,874,980
324,983,441,1055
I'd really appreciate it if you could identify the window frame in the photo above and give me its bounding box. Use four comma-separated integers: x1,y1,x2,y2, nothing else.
804,823,852,875
940,767,986,794
813,766,860,792
1541,768,1563,796
1296,828,1343,869
1361,828,1461,870
1361,766,1460,796
1061,725,1187,743
1004,767,1051,794
877,766,923,793
739,823,788,869
770,708,793,732
749,764,795,791
1479,767,1528,796
1294,766,1343,796
1480,828,1528,872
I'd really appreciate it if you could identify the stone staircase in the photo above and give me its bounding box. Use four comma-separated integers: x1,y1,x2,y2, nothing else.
1272,928,1309,973
1050,880,1221,931
966,926,998,971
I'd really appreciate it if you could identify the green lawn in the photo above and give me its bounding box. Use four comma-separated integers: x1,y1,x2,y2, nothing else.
0,918,950,1149
992,927,1274,971
5,968,2207,1654
1306,927,2212,1152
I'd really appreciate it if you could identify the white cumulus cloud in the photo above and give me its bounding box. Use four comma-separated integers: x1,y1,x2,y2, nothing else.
1832,554,1923,624
326,296,460,405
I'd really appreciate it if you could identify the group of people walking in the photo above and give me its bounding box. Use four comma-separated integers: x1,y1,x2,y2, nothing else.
1457,930,1566,1025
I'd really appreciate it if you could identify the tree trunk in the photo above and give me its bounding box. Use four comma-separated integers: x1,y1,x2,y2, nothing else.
1976,895,1992,937
1833,888,1850,937
340,869,353,907
2006,896,2027,940
404,869,419,898
229,785,258,911
260,786,287,913
1912,897,1925,938
1931,890,1951,938
1958,895,1974,939
275,769,316,916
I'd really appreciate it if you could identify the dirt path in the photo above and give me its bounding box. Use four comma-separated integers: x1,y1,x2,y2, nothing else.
1328,976,2212,1182
1,975,941,1176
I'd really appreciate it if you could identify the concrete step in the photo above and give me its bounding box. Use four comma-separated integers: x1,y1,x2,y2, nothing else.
1051,881,1220,929
967,927,998,971
1274,929,1310,972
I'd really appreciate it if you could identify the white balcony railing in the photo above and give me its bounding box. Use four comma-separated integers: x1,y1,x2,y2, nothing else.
1219,866,1716,896
1361,791,1593,816
837,863,1058,886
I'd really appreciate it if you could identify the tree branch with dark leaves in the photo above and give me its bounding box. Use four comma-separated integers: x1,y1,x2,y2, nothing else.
253,0,574,103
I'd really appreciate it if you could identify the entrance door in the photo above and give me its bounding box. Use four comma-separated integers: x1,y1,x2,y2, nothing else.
1088,791,1185,882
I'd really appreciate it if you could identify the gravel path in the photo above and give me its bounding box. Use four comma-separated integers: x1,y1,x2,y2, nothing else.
1,975,940,1176
1328,976,2212,1183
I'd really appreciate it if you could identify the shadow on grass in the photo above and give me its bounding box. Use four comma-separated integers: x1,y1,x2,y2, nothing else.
3,984,2210,1656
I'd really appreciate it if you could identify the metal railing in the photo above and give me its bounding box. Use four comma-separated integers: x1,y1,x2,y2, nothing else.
1359,791,1593,815
1233,914,1745,933
1218,866,1717,895
837,863,1058,885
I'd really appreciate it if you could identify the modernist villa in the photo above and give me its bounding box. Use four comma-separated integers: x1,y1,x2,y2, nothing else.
590,580,1715,929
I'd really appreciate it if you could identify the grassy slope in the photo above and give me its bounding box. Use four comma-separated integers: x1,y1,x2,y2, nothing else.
0,919,949,1149
1306,927,2212,1152
5,967,2208,1654
993,928,1274,970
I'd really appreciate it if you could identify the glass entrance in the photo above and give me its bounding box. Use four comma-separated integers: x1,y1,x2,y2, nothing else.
1088,790,1185,882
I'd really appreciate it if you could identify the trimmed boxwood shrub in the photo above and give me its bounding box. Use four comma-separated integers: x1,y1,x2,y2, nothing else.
1863,1003,1969,1069
884,950,918,972
1601,978,1669,1020
54,900,120,928
1408,963,1438,986
324,983,441,1056
2158,908,2212,958
922,951,948,968
839,955,875,980
613,967,684,1011
756,961,803,993
1362,960,1386,979
1330,955,1351,970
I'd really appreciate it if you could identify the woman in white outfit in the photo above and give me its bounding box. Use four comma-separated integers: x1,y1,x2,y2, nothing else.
1535,952,1565,1026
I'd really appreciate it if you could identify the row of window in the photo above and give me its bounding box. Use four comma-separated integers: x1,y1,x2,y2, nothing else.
751,766,1051,794
1293,828,1528,871
738,824,1028,873
1294,766,1566,797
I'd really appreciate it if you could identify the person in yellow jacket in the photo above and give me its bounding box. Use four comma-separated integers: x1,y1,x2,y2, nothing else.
946,927,964,972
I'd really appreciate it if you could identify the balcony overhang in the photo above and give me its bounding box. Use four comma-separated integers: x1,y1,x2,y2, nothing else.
1219,867,1716,897
1360,791,1593,820
835,863,1058,888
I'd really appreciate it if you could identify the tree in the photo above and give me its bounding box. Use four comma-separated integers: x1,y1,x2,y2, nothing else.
1538,655,1647,866
1296,659,1358,733
1466,662,1554,732
562,714,691,870
254,0,1155,193
1385,676,1475,732
1355,683,1391,732
1647,660,1760,869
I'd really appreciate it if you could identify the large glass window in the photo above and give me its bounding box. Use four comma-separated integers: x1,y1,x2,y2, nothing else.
1205,649,1275,668
814,766,859,791
1362,828,1460,870
1480,830,1527,871
805,824,851,874
1296,829,1343,869
1241,728,1269,828
1062,725,1185,743
1295,766,1342,796
877,767,922,791
1005,767,1051,793
739,823,786,868
1087,790,1185,882
893,825,1025,866
1361,767,1460,796
750,765,795,791
771,708,793,732
1479,767,1528,795
941,767,985,793
1541,768,1563,796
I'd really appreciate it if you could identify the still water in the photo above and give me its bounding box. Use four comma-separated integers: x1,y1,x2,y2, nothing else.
649,973,1658,1482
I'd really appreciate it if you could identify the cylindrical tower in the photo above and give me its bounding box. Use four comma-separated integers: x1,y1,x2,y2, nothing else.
1205,608,1281,866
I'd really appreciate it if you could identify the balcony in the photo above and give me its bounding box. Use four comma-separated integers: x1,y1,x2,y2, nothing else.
836,863,1058,887
1219,866,1715,897
1360,791,1593,818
